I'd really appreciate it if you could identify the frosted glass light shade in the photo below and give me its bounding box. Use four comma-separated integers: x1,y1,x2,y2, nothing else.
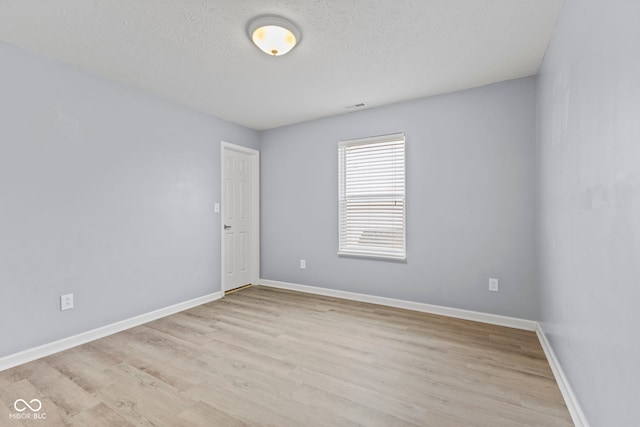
248,16,301,57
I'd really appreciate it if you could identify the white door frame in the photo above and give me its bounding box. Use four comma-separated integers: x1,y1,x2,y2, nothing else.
220,141,260,293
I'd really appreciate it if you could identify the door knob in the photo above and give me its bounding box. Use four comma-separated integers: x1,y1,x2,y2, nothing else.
224,225,231,230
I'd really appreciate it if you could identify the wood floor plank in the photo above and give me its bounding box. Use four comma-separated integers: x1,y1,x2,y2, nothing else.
176,400,251,427
68,402,136,427
0,286,573,426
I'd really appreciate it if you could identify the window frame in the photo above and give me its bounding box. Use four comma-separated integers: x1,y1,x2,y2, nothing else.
338,132,406,261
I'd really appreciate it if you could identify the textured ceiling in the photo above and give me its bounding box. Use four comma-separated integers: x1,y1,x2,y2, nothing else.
0,0,563,130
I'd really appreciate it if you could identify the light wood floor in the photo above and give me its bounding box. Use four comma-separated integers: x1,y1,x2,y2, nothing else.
0,286,573,426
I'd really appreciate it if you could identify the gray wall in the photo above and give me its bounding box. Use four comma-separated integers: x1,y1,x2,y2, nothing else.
261,77,539,319
537,0,640,425
0,42,259,357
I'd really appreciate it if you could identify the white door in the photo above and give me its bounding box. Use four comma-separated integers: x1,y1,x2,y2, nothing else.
221,144,258,292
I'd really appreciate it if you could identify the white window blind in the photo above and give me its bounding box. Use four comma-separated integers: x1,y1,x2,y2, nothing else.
338,133,406,260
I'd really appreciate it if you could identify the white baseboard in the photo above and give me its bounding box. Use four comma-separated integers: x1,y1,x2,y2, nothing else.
0,292,222,372
259,279,537,331
536,326,590,427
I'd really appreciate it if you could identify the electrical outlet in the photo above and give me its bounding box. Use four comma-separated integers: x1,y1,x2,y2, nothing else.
60,293,74,311
300,259,306,269
489,278,499,292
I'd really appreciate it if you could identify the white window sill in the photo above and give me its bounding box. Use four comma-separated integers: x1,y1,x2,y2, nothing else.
338,251,407,262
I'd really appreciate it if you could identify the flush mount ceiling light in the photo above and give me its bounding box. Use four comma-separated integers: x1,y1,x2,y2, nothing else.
248,16,301,57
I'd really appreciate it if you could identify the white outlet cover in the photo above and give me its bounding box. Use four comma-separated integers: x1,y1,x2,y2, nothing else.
61,293,74,310
300,259,306,269
489,278,499,292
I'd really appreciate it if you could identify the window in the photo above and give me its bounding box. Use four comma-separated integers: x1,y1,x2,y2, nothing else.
338,132,406,260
